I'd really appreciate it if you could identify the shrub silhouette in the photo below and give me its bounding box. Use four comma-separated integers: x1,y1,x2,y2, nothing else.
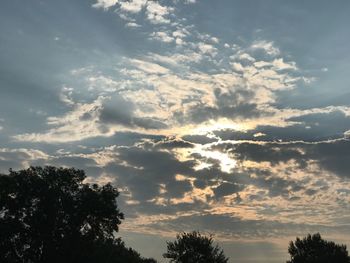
0,166,156,263
163,231,229,263
287,233,350,263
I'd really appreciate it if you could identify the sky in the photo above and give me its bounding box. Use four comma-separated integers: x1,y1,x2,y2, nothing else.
1,0,350,262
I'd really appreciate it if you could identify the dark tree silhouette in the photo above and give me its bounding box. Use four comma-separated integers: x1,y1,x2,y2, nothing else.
163,231,229,263
88,238,158,263
287,233,350,263
0,166,156,263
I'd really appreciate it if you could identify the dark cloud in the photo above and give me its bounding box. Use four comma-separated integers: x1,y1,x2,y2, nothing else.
99,95,167,130
212,182,243,199
133,117,168,129
213,129,260,141
79,131,165,148
214,111,350,143
0,149,47,173
213,138,350,179
251,171,305,197
165,179,192,198
307,139,350,178
153,138,194,149
175,89,262,124
213,142,305,167
104,145,196,201
147,213,350,239
120,199,210,219
259,111,350,142
182,134,218,145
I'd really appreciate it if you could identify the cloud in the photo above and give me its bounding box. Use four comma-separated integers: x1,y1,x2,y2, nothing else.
13,97,107,143
104,144,196,201
93,0,174,25
307,139,350,178
128,59,170,74
212,110,350,143
146,213,350,241
250,40,280,56
0,148,49,173
12,37,309,143
145,1,173,24
184,0,196,4
197,42,218,57
150,31,174,43
126,22,141,28
13,89,171,143
254,58,297,71
4,132,350,242
174,88,262,124
92,0,119,10
119,0,147,13
213,182,243,199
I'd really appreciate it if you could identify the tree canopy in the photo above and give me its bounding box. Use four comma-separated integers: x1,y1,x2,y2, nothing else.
287,233,350,263
0,166,156,263
163,231,229,263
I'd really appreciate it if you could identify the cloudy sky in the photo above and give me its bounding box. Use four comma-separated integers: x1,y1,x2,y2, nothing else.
1,0,350,262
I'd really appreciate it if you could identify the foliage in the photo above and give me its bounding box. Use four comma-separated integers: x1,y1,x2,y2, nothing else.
163,231,229,263
287,233,350,263
0,166,156,263
86,238,158,263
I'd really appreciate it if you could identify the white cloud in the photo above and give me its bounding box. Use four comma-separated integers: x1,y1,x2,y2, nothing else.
150,31,174,43
173,0,197,4
211,37,219,44
254,58,297,71
231,62,245,72
92,0,119,10
172,28,188,39
145,1,173,24
119,0,147,13
126,22,141,28
129,58,170,74
59,86,75,106
175,38,184,45
251,40,280,56
197,42,217,57
272,58,297,70
94,0,174,25
232,52,256,63
14,97,108,143
0,148,50,171
146,52,202,67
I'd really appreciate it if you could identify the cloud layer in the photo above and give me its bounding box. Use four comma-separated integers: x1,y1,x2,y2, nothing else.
1,0,350,262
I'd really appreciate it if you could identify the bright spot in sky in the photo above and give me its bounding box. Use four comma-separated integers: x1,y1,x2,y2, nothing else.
191,119,248,136
196,149,237,173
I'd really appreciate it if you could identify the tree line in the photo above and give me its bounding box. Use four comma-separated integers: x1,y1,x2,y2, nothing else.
0,166,349,263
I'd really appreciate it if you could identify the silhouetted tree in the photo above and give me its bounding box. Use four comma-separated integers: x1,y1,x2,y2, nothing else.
163,231,229,263
0,166,156,263
287,233,350,263
88,238,158,263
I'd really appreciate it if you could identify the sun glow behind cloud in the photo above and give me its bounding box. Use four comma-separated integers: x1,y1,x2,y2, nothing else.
195,149,237,173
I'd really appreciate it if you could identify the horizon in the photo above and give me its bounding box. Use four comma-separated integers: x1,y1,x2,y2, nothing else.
1,1,350,262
